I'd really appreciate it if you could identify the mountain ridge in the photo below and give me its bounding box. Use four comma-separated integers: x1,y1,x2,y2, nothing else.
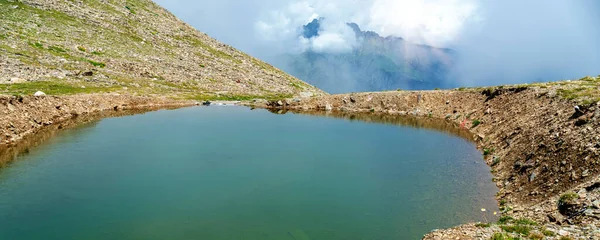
279,18,455,93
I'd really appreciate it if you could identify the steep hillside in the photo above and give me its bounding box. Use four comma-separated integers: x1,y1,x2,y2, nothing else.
0,0,324,99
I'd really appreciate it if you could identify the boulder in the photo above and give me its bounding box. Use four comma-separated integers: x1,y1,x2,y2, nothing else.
34,91,46,96
558,192,585,218
299,92,313,98
9,77,26,83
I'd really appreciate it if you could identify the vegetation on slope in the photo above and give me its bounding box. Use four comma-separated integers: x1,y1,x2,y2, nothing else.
0,0,323,100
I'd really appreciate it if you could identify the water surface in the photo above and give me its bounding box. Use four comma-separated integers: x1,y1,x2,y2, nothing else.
0,106,497,239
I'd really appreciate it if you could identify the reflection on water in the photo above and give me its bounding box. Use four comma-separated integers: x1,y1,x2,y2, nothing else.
267,108,474,141
0,107,180,168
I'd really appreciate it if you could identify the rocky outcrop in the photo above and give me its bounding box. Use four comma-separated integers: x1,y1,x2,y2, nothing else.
256,79,600,239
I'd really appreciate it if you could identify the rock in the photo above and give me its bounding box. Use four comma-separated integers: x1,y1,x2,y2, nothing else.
299,92,313,98
325,103,333,111
582,169,590,177
33,91,46,96
9,77,26,83
277,100,283,106
577,189,587,199
586,182,600,191
558,197,585,218
548,213,557,222
82,71,94,76
584,208,595,216
349,96,356,103
593,200,600,209
575,118,588,126
559,229,569,236
529,172,536,182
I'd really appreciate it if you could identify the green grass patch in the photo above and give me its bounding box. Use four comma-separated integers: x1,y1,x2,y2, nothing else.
125,5,136,14
498,216,514,224
542,229,556,236
48,45,67,53
515,218,537,226
472,119,481,128
77,46,87,52
81,58,106,68
501,224,531,235
483,148,494,156
91,51,103,56
0,81,119,95
474,223,490,228
491,233,518,240
29,42,44,49
290,82,304,90
558,192,579,205
173,34,241,64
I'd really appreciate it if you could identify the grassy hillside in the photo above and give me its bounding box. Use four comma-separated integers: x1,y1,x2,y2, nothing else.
0,0,324,100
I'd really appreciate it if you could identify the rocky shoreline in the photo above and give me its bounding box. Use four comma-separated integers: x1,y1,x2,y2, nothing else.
254,84,600,239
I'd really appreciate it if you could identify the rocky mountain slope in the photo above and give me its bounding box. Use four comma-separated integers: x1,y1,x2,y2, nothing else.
0,0,324,99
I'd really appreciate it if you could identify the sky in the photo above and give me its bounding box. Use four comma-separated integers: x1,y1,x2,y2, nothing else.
155,0,600,86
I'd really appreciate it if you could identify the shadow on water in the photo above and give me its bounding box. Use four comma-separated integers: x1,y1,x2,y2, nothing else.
2,107,478,169
0,107,183,168
266,108,475,141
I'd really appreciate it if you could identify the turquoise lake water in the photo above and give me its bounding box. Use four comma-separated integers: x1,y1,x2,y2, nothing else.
0,106,498,239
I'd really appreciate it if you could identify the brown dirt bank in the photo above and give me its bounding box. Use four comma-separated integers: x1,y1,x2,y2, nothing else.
0,93,195,166
255,82,600,239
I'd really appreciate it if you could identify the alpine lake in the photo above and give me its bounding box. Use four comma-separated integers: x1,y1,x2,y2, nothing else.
0,106,498,239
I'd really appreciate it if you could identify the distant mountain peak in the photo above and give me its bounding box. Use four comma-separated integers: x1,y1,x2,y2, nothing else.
284,19,457,93
302,18,322,39
301,19,404,43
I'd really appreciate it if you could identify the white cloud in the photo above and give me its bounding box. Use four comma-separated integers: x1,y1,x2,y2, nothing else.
310,21,358,53
254,0,480,52
366,0,479,46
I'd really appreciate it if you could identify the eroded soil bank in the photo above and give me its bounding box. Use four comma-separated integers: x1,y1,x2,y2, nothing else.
255,85,600,239
0,94,194,166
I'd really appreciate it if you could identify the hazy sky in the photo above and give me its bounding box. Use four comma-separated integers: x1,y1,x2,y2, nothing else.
155,0,600,86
